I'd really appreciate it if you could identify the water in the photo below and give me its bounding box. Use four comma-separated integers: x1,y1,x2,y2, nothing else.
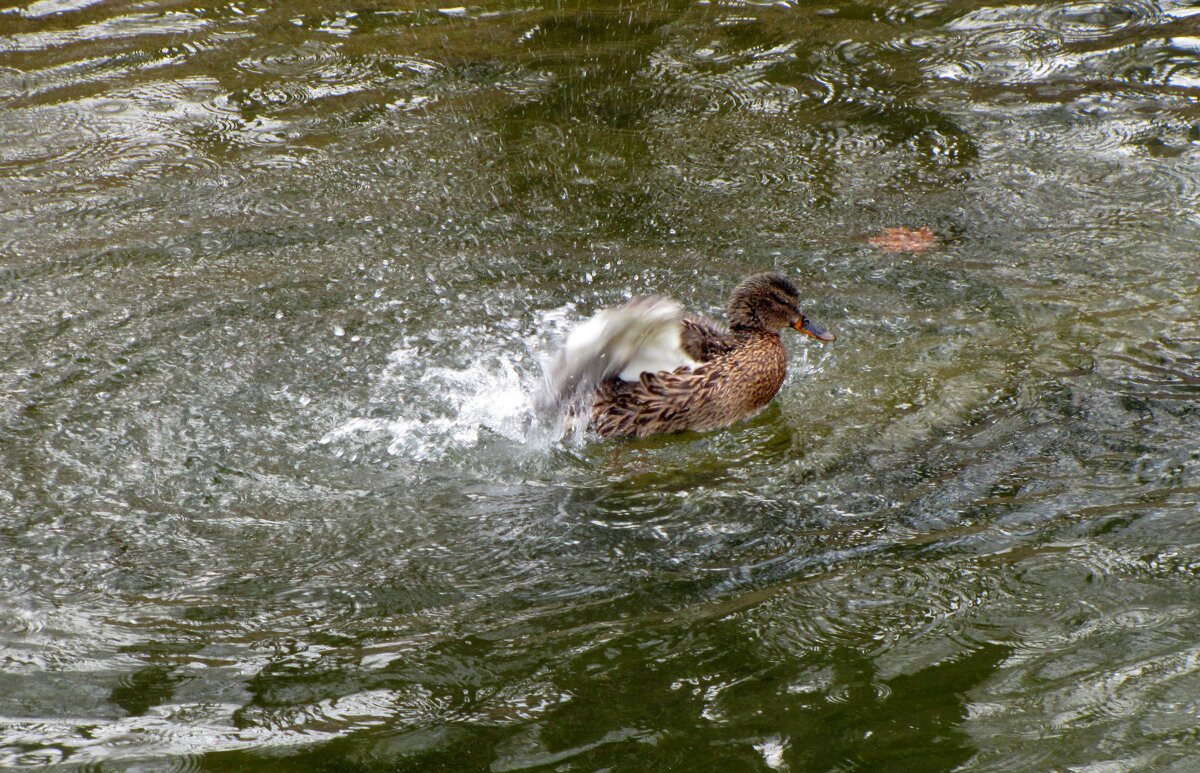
2,0,1199,769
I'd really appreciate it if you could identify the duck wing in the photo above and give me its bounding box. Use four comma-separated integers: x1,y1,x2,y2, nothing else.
592,368,711,438
592,329,788,438
680,315,735,362
544,296,699,407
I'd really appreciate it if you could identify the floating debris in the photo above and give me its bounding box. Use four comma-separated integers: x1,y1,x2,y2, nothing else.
869,226,937,254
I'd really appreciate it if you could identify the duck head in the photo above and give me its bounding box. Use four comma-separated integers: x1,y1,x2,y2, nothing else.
727,272,835,341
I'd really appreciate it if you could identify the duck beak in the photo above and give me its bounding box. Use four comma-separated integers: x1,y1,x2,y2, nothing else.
792,317,835,342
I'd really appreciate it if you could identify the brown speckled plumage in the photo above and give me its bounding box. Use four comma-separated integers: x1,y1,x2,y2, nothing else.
584,272,832,438
592,329,786,437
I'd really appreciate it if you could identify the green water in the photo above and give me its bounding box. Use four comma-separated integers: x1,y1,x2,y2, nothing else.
2,0,1199,770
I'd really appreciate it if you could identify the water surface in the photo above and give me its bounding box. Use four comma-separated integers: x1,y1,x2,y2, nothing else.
2,0,1199,769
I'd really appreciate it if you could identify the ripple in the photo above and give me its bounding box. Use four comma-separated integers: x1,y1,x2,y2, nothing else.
0,606,48,635
228,83,313,112
0,11,208,54
0,705,390,766
0,743,68,767
1046,641,1200,730
120,137,222,178
1106,334,1200,404
0,67,35,105
947,0,1161,38
1000,545,1196,665
718,520,1014,658
236,42,403,110
18,0,108,17
0,88,236,191
646,38,822,115
923,0,1180,95
930,25,1068,83
809,68,887,118
189,91,298,149
0,105,114,175
237,40,345,78
1041,0,1165,40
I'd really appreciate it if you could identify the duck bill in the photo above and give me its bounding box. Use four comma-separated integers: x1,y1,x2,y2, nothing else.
792,317,835,342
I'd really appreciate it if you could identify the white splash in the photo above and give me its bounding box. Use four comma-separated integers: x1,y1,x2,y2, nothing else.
753,735,790,770
321,345,537,462
319,303,596,462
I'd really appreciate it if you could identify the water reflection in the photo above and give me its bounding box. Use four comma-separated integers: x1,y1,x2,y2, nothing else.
1,0,1199,769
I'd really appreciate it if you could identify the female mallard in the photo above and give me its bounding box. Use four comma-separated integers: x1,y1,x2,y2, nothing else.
546,272,834,438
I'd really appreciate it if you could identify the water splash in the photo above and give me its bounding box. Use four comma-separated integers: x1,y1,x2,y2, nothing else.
318,303,601,461
320,346,537,462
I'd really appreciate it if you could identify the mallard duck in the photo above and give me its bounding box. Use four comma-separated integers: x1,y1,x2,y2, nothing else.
545,272,834,438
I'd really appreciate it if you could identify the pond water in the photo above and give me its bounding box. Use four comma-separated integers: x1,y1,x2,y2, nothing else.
2,0,1200,769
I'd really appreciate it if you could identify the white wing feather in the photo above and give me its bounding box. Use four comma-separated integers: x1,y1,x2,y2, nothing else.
541,296,699,414
563,296,697,382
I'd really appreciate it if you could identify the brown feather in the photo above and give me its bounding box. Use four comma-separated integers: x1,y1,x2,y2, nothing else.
680,316,735,361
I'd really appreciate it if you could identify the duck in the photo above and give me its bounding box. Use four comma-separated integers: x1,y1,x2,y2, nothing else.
544,272,834,438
